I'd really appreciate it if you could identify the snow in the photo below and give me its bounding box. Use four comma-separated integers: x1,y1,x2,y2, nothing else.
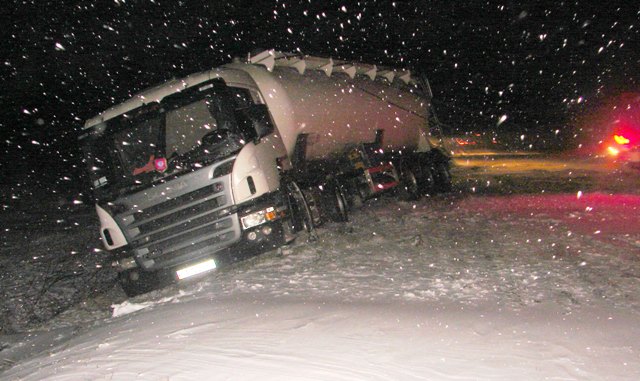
110,294,186,318
5,297,640,380
1,155,640,379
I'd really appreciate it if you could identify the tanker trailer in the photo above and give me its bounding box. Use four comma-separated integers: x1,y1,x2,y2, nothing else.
229,50,450,223
79,50,450,295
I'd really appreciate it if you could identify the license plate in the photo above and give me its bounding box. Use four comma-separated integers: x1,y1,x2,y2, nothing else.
176,259,217,280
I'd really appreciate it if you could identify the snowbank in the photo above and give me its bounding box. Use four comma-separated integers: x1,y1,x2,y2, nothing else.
3,294,639,380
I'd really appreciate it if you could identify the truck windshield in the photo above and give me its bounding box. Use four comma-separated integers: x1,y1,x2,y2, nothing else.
80,81,251,200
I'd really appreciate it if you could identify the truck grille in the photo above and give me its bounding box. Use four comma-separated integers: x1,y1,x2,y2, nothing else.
118,176,241,269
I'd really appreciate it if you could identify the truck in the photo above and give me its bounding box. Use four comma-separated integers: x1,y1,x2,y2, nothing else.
574,92,640,170
79,50,451,296
602,93,640,170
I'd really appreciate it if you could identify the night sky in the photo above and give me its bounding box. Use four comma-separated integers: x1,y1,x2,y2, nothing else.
1,1,638,191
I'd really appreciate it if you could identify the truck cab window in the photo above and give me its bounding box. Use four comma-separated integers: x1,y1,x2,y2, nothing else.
165,98,218,157
229,87,273,140
113,115,163,177
229,87,255,109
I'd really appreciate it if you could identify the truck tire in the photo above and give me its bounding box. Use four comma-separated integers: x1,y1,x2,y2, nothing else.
433,161,452,193
118,269,160,297
398,165,421,200
417,164,436,195
334,184,349,222
284,181,315,234
323,183,349,222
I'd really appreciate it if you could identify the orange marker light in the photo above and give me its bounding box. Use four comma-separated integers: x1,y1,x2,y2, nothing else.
265,210,277,221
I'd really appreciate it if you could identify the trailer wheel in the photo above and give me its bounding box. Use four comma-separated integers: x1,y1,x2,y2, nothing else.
433,161,452,193
416,164,436,196
398,165,421,200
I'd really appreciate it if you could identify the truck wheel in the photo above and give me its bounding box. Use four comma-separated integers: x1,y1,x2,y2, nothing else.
324,184,349,222
302,188,324,227
349,192,364,209
433,161,452,193
284,181,315,234
398,166,421,200
417,165,436,195
118,269,159,297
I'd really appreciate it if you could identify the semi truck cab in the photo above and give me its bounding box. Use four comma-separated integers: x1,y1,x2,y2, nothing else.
80,71,290,295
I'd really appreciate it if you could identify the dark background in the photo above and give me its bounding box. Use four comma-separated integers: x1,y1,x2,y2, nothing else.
1,0,638,199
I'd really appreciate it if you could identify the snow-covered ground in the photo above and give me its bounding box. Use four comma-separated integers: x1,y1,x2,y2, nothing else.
1,155,640,379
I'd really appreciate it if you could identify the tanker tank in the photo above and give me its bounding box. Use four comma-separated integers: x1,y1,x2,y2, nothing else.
226,50,434,162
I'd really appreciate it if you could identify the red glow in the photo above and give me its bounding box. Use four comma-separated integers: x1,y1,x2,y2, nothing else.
454,138,476,146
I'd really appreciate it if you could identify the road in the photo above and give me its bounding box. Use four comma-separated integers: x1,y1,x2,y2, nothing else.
451,150,638,193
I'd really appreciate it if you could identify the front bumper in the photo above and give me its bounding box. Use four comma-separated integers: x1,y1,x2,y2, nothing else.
112,190,287,277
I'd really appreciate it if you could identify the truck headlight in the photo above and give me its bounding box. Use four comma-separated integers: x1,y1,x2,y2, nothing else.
241,207,277,229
